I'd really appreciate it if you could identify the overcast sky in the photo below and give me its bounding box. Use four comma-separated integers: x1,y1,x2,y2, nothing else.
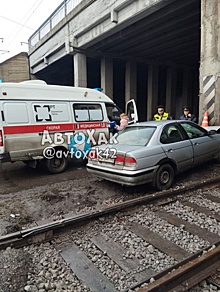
0,0,63,62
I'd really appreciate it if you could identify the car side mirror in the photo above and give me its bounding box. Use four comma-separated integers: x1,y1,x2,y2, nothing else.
208,130,217,135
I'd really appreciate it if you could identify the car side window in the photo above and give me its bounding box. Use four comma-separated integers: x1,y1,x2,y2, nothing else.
160,125,183,144
180,122,207,139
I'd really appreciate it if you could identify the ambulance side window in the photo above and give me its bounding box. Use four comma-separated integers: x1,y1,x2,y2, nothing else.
73,104,103,122
3,102,29,124
89,105,103,121
74,105,89,121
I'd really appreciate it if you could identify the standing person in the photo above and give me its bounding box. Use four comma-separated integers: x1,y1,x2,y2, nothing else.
180,106,196,122
116,113,129,131
153,105,171,121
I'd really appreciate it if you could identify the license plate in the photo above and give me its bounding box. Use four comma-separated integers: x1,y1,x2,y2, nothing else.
98,157,115,164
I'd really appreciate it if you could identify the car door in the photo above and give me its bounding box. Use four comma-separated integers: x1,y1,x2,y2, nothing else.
126,99,138,124
180,122,217,166
160,124,194,172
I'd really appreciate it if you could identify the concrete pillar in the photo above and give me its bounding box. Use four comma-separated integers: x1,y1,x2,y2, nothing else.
200,0,220,125
147,64,159,120
125,61,137,104
188,71,193,107
74,53,87,87
166,67,177,119
182,70,189,107
176,70,194,118
101,57,113,99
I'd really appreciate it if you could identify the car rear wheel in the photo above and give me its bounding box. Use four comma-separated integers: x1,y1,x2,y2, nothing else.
153,163,174,191
44,156,68,174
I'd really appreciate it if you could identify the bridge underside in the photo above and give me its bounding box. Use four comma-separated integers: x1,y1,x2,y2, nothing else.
34,0,201,121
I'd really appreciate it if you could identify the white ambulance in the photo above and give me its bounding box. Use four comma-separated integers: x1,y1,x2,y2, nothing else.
0,80,137,173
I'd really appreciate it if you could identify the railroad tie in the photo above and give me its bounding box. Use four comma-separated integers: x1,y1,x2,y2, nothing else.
91,233,155,282
156,210,220,245
128,222,191,261
56,241,117,292
182,201,220,222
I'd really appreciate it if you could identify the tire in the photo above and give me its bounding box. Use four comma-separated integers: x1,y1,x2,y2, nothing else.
44,156,68,174
153,163,174,191
215,149,220,163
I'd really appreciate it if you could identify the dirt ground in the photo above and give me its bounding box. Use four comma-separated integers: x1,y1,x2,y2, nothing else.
0,158,220,236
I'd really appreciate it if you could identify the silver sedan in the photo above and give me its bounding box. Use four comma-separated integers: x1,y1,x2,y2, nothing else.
86,120,220,190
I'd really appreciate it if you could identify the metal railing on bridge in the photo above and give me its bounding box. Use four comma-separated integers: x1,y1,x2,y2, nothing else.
29,0,83,48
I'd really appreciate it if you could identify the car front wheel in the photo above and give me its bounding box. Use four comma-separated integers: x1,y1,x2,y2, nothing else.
153,163,174,191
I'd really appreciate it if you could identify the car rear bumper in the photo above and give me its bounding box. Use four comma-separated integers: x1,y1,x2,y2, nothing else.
86,164,157,186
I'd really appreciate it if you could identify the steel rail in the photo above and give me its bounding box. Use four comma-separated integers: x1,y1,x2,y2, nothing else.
0,175,220,250
136,242,220,292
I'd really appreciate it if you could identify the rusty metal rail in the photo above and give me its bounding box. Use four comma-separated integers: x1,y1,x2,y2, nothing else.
0,176,220,251
0,176,219,291
137,243,220,292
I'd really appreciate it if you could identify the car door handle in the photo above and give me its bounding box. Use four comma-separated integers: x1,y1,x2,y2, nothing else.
166,149,173,153
193,143,199,146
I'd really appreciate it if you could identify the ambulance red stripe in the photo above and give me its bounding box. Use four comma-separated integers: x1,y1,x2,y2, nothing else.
3,122,108,135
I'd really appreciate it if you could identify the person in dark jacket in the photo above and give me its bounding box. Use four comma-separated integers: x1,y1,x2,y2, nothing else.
153,105,172,121
180,106,196,122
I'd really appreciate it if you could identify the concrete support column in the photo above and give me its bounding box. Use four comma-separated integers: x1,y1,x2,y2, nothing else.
200,0,220,125
147,64,159,120
101,57,113,99
188,71,193,106
74,53,87,87
166,67,177,118
182,70,189,107
125,61,137,104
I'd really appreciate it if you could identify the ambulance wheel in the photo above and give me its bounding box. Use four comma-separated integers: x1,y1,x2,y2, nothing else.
44,157,68,174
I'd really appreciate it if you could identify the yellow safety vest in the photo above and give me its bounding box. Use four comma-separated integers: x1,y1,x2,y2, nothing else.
154,112,169,121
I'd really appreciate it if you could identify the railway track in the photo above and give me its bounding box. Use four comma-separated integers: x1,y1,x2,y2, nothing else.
0,176,220,291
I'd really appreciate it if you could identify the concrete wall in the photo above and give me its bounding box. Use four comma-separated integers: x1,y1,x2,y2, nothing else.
200,0,220,125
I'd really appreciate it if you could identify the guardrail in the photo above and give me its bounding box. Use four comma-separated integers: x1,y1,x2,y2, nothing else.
28,0,83,48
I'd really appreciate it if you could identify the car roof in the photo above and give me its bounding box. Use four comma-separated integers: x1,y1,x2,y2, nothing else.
129,120,187,127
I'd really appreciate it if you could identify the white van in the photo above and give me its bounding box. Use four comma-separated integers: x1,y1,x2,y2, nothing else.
0,80,137,173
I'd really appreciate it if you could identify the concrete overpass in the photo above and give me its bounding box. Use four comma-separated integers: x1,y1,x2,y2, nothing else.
28,0,219,125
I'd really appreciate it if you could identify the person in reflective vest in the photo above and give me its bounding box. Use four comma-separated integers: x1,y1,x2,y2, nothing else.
153,105,171,121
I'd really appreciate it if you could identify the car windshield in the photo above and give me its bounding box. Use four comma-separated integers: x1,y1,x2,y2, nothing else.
116,126,156,146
